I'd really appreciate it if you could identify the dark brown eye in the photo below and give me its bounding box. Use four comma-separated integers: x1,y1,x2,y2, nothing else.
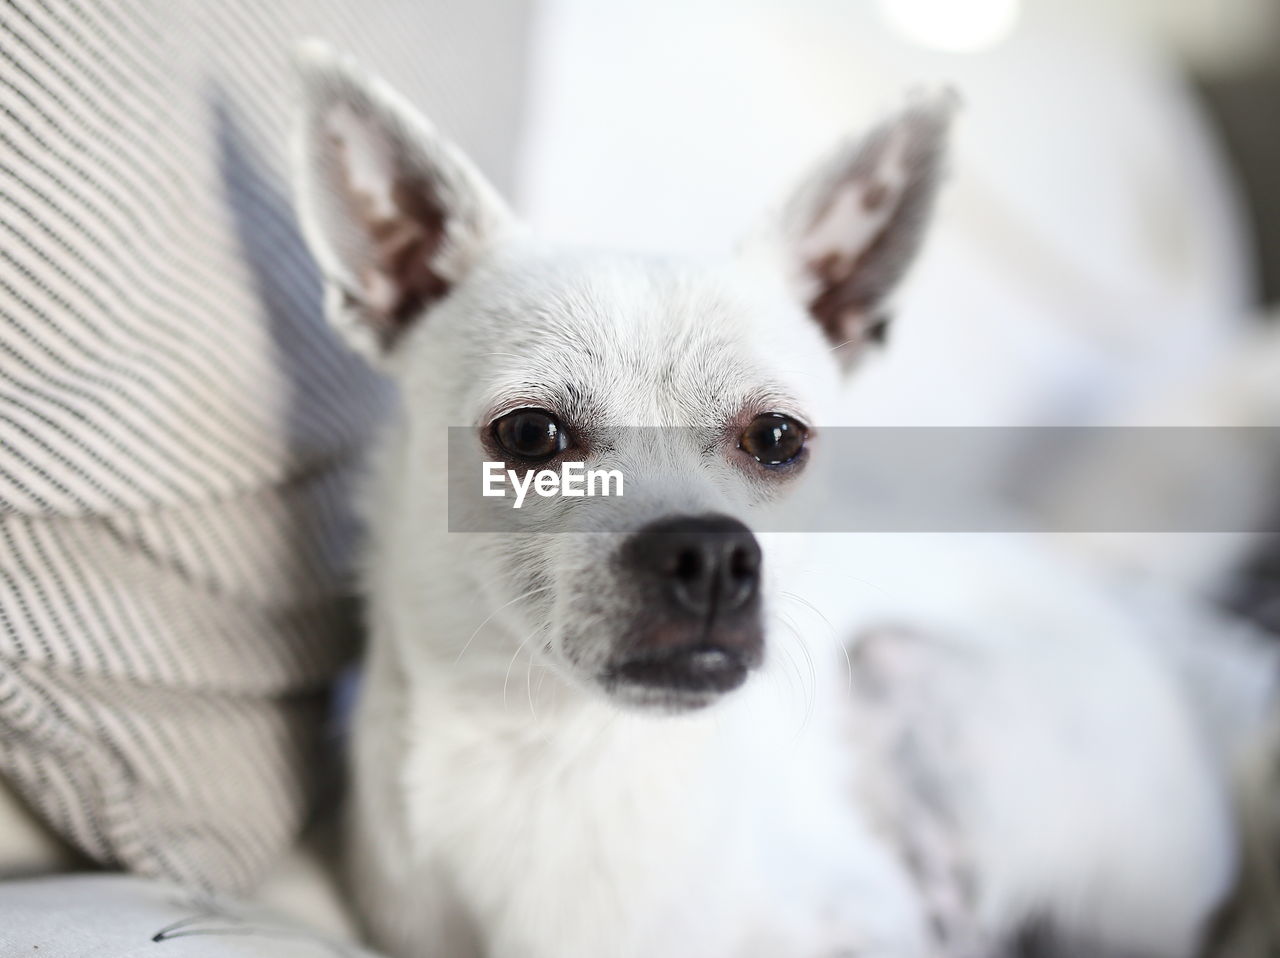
739,414,807,466
493,408,570,462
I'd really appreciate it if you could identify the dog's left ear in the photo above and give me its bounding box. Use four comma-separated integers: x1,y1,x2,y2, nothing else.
749,93,956,366
291,40,515,362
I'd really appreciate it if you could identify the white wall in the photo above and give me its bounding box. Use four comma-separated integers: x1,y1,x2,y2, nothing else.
516,0,1256,425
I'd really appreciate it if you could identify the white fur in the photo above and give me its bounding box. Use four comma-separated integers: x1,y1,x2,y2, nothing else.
290,42,1271,958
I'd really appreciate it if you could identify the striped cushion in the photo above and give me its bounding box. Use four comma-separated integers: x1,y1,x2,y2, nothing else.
0,0,529,891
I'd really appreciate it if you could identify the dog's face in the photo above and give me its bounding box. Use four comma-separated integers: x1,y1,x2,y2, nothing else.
292,42,951,711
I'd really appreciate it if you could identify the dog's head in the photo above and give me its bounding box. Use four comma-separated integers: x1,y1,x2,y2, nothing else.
292,42,952,711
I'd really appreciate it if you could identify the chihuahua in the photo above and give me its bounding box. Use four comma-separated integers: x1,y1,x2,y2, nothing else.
290,42,1262,958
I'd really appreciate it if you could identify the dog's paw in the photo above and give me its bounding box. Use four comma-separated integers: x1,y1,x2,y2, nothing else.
847,627,997,958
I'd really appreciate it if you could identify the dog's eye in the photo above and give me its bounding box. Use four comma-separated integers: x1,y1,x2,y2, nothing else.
493,408,570,462
739,414,807,466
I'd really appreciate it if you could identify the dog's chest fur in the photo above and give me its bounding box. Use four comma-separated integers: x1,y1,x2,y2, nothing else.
368,662,928,958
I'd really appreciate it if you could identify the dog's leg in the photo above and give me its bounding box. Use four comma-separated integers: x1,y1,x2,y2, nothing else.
346,644,484,958
848,617,1235,958
850,628,995,958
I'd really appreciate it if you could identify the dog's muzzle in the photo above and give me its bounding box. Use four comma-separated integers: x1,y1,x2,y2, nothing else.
605,514,764,702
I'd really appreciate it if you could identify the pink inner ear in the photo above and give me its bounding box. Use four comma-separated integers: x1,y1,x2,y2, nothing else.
371,180,451,325
793,100,951,361
802,135,908,352
328,121,452,347
805,213,896,355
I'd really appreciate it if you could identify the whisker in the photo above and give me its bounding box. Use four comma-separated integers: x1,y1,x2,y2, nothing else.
525,645,539,722
456,585,553,665
534,665,549,709
503,626,545,711
773,637,809,739
780,590,834,634
785,565,897,600
767,614,807,722
775,611,817,736
779,590,854,695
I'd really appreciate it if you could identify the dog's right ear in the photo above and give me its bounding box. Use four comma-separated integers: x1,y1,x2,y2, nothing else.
743,93,955,369
291,40,514,362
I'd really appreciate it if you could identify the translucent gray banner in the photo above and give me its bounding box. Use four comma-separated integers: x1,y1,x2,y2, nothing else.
446,427,1280,533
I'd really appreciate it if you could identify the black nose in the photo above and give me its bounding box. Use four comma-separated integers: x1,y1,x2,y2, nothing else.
627,514,761,618
610,515,765,702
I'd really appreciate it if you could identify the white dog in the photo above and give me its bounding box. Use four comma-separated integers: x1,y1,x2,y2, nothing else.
290,42,1275,958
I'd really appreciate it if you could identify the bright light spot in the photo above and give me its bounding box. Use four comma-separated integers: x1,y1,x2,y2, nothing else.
877,0,1020,53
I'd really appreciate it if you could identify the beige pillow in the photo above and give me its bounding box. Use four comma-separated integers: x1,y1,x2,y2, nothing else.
0,0,529,892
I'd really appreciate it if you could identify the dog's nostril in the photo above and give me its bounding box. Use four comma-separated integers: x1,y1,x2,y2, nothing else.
672,547,704,583
728,544,758,582
721,540,761,610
